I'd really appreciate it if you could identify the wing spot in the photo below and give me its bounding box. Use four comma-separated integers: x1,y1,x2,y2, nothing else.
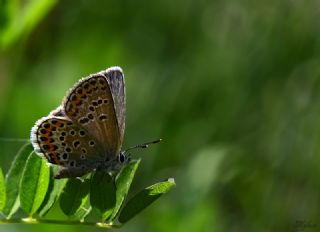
40,128,47,134
82,148,87,154
62,153,68,160
79,130,86,136
65,147,72,153
89,141,95,146
70,130,75,136
103,99,108,104
79,117,89,124
80,154,86,160
69,160,76,167
84,83,90,89
73,140,80,148
43,123,50,129
92,101,98,107
99,115,107,121
88,113,94,120
40,137,48,142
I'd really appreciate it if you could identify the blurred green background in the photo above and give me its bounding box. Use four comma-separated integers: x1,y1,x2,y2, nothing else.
1,0,320,231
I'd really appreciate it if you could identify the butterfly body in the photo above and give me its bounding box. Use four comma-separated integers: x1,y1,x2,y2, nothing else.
31,67,128,179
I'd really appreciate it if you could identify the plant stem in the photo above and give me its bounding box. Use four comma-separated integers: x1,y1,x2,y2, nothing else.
0,218,122,228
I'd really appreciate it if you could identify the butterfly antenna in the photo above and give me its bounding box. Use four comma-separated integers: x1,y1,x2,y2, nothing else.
124,139,162,153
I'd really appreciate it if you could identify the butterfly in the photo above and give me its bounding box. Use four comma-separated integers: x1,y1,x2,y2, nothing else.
30,67,160,179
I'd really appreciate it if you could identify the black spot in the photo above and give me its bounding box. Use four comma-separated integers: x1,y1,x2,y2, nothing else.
77,88,83,94
66,147,71,153
86,89,92,94
62,153,68,160
62,142,66,146
88,114,94,120
84,83,89,89
73,140,80,148
79,130,86,136
51,126,57,131
103,99,108,104
93,86,98,90
80,154,86,160
99,115,107,121
82,148,87,154
70,130,75,135
67,122,73,126
56,153,61,160
98,99,103,105
43,123,50,129
90,80,97,85
59,136,64,141
89,106,94,111
51,120,58,125
92,101,98,106
53,145,58,151
69,161,75,167
48,138,55,143
59,123,65,128
89,141,95,146
40,137,48,141
76,100,82,106
40,129,47,134
42,145,49,150
101,86,107,90
99,79,105,85
81,94,87,99
71,95,77,101
61,132,66,136
79,117,89,124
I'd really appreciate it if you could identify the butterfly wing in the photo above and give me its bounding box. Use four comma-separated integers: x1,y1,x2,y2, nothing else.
63,72,121,156
102,67,126,146
30,117,103,168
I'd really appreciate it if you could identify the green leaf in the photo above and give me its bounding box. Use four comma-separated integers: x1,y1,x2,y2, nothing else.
90,172,116,221
118,178,176,224
37,166,67,217
3,143,33,218
110,159,140,221
70,203,91,222
20,153,50,216
0,168,6,212
60,178,90,217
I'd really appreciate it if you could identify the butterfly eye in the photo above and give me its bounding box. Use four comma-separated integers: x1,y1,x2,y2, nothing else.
118,153,126,163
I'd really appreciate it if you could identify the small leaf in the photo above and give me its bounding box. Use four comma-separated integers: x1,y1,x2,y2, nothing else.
118,178,176,224
3,143,33,218
110,159,140,221
60,178,90,217
20,153,50,216
0,168,6,212
90,172,116,221
37,166,67,217
71,204,92,221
